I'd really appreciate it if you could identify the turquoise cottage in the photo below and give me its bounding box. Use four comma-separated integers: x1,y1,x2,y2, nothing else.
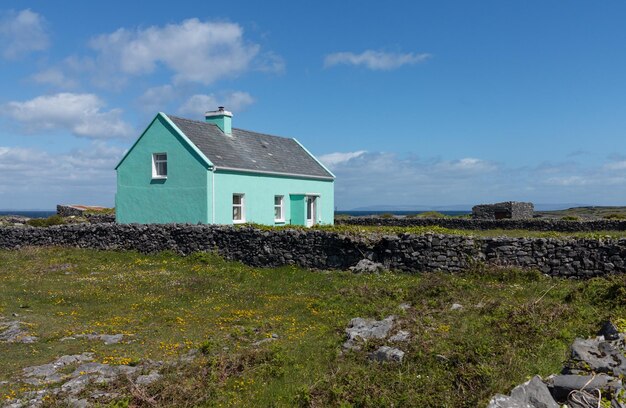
115,108,335,226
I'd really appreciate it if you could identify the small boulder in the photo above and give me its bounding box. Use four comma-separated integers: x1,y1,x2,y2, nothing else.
547,374,618,402
389,330,410,342
368,346,404,363
567,338,626,376
509,376,558,408
343,316,395,350
450,303,463,311
598,320,620,341
349,259,386,274
136,370,162,386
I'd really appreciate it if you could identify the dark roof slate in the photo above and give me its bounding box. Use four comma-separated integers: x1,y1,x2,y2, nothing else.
167,115,333,179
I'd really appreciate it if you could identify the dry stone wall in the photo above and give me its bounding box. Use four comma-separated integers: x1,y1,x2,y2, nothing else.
337,217,626,232
1,224,625,278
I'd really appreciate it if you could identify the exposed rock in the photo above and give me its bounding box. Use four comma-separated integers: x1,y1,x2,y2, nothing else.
567,337,626,376
349,259,386,274
547,374,619,402
343,316,395,350
0,321,37,344
368,346,404,363
487,376,557,408
389,330,410,342
509,376,558,408
450,303,463,311
599,320,620,341
22,353,94,385
73,333,125,345
136,370,162,386
487,394,533,408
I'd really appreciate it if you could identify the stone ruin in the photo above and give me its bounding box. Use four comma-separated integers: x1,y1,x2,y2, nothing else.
472,201,534,220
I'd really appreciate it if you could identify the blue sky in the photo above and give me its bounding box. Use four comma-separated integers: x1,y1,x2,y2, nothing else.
1,1,626,210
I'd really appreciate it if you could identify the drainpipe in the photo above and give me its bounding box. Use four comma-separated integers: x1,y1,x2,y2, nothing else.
212,168,216,224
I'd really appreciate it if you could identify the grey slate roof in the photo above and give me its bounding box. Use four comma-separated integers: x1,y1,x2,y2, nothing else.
167,114,334,179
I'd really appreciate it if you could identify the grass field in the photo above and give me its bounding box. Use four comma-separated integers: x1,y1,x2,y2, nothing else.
1,247,625,407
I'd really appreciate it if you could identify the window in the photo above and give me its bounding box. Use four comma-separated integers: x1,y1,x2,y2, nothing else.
274,195,284,222
233,194,245,223
152,153,167,178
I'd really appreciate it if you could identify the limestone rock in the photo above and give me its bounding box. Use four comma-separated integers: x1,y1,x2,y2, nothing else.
547,374,618,402
343,316,395,350
598,320,620,341
368,346,404,363
22,353,94,385
509,376,558,408
0,321,37,344
487,394,533,408
349,259,386,274
136,370,162,386
73,333,125,345
567,337,626,376
389,330,410,342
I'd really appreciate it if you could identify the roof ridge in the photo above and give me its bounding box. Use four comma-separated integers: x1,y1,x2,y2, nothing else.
165,114,291,140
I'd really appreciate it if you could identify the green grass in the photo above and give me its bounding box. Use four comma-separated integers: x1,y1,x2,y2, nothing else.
536,206,626,220
309,223,626,239
0,248,625,407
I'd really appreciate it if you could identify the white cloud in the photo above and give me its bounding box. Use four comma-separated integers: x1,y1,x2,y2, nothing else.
31,68,78,89
0,9,49,59
0,93,134,139
318,151,366,169
604,161,626,171
89,19,261,85
256,51,286,73
177,91,255,117
137,85,177,113
324,50,431,70
435,157,496,173
0,142,123,208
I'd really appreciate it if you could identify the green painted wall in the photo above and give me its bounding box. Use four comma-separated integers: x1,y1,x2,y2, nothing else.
116,115,212,224
213,171,334,226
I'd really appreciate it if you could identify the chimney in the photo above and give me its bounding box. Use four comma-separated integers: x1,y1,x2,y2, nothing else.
205,106,232,134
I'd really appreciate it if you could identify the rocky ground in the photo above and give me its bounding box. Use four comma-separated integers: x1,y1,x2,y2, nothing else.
489,321,626,408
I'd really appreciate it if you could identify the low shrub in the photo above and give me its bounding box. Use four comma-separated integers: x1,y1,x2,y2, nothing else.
561,216,580,221
26,215,66,227
603,213,626,220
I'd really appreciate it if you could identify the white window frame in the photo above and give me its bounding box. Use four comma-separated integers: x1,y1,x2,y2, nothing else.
274,195,284,223
232,193,245,224
152,153,167,179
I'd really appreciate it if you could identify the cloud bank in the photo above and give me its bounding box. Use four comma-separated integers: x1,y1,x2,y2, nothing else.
319,150,626,209
0,93,134,139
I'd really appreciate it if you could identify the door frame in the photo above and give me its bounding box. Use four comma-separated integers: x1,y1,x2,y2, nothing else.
305,195,318,227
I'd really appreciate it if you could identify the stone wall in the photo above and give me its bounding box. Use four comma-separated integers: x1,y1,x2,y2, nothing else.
336,217,626,232
0,223,625,278
56,205,115,223
472,201,534,220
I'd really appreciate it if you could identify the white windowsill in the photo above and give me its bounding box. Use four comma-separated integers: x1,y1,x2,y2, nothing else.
275,220,285,224
233,220,246,224
152,176,167,180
